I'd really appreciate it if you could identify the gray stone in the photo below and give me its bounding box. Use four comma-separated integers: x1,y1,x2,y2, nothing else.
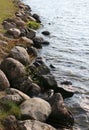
7,28,21,38
0,58,26,81
0,69,10,90
20,97,51,121
9,46,30,65
18,120,56,130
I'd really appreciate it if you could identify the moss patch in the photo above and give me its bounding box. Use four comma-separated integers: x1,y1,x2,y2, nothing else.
27,21,40,30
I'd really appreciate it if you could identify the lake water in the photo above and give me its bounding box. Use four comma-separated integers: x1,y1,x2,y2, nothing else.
24,0,89,129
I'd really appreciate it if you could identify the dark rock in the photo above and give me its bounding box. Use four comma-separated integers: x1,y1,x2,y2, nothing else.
54,85,74,99
47,93,74,129
39,74,57,90
20,98,51,121
33,36,44,49
20,28,36,39
42,40,50,45
42,31,50,36
32,13,41,23
26,46,37,57
50,64,55,68
60,80,72,85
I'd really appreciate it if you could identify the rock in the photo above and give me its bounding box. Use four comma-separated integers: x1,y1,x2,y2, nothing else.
7,28,21,38
0,58,26,81
28,83,41,97
14,18,25,27
0,93,23,105
18,120,56,130
2,21,16,30
42,31,50,36
32,13,41,23
5,88,30,100
20,28,36,39
19,36,33,46
39,74,57,90
0,69,10,90
0,40,8,47
47,93,74,129
26,46,37,57
20,97,51,121
33,36,44,48
42,40,50,45
28,15,36,22
54,85,74,99
0,88,30,105
60,80,72,85
9,46,30,65
11,76,32,94
3,115,17,130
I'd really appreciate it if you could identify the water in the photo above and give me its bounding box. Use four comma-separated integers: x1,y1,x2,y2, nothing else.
24,0,89,129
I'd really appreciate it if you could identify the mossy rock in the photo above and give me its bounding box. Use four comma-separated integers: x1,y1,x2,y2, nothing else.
27,21,40,30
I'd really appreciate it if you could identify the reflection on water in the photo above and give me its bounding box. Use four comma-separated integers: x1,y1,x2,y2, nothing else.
24,0,89,129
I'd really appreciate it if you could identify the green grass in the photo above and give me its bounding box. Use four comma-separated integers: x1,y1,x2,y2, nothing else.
27,21,40,30
0,0,17,31
0,100,21,120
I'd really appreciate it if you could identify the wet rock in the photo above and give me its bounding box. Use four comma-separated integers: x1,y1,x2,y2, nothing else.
47,93,74,129
32,13,41,23
18,120,56,130
0,69,10,90
9,46,30,65
20,97,51,121
42,31,50,36
26,46,37,57
39,74,57,90
42,40,50,45
0,58,26,81
54,85,74,99
7,28,21,38
60,80,72,85
50,64,55,68
33,36,44,49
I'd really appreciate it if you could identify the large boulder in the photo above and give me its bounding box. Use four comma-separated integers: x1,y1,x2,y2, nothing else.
0,69,10,90
0,58,26,82
9,46,30,65
20,97,51,121
0,88,30,105
11,76,41,97
47,93,74,129
18,120,56,130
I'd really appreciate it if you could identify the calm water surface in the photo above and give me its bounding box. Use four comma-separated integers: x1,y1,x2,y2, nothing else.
24,0,89,129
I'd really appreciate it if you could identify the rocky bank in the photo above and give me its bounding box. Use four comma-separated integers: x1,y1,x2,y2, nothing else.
0,0,75,130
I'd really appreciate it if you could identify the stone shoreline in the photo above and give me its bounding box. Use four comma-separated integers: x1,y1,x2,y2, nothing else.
0,0,74,130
